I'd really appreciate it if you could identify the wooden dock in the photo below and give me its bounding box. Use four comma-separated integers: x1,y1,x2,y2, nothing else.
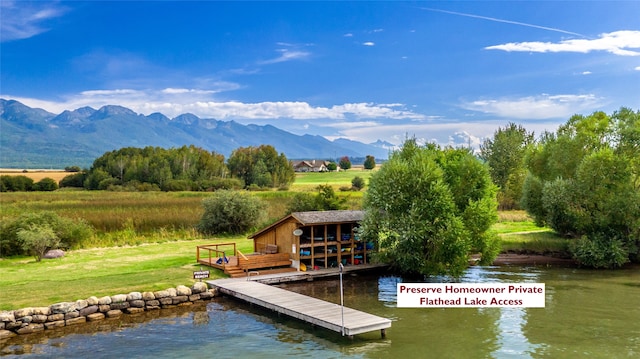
208,278,391,338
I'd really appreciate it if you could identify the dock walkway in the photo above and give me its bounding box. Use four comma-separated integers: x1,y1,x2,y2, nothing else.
208,278,391,337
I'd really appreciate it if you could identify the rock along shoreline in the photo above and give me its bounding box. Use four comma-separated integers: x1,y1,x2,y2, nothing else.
0,282,218,340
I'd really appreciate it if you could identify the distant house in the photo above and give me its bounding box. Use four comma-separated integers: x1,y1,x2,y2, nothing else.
248,210,374,271
292,159,332,172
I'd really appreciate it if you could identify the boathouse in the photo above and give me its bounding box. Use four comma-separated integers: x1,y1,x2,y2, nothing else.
197,210,374,277
249,210,373,271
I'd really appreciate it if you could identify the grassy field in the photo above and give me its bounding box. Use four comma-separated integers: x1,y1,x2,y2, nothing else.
0,237,254,310
0,169,70,183
0,169,569,310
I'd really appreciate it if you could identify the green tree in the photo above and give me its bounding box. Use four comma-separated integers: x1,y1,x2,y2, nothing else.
59,172,87,188
197,190,265,234
0,175,35,191
479,123,534,209
338,156,352,171
227,145,294,189
361,139,498,277
521,108,640,268
35,177,58,191
326,162,337,171
86,146,228,191
363,155,376,170
17,224,60,262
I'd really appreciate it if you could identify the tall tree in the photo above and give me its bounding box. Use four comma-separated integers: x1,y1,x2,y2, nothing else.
361,139,498,277
363,155,376,170
338,156,352,171
521,108,640,268
479,123,534,209
227,145,295,189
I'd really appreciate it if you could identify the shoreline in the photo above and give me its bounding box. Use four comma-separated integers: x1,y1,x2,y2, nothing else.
473,253,577,267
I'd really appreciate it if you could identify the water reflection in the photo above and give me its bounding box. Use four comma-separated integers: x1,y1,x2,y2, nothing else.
2,266,638,358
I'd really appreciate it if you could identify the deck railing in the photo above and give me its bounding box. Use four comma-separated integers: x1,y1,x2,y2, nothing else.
196,242,237,267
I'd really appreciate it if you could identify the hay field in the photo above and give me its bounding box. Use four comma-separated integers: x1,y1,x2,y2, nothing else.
0,169,70,182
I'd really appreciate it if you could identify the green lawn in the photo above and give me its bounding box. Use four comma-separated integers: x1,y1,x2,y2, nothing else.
0,237,253,310
291,168,376,191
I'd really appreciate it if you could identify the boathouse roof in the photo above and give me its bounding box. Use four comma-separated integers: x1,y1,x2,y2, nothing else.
248,210,364,239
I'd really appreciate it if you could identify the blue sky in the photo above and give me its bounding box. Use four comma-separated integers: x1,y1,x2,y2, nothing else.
2,1,639,148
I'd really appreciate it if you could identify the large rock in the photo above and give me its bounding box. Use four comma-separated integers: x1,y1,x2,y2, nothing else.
153,290,170,299
31,315,48,323
32,307,51,316
13,308,34,318
79,305,99,317
111,294,127,303
98,296,112,305
176,285,192,296
126,292,142,301
0,311,15,323
50,302,77,314
86,296,99,306
191,282,208,294
75,299,88,310
43,249,65,259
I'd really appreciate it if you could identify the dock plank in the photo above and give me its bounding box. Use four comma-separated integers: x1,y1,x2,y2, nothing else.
209,279,391,337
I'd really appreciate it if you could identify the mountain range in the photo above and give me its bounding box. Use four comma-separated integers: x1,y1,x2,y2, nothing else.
0,99,394,169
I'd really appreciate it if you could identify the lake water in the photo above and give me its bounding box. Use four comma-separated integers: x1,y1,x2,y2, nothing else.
2,265,639,358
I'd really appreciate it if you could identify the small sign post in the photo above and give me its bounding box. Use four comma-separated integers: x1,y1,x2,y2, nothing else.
193,267,210,281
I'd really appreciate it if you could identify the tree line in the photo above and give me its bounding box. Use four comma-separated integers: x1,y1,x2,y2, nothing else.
57,144,296,191
480,107,639,268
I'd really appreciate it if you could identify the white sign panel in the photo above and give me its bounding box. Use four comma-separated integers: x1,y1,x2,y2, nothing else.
397,283,545,308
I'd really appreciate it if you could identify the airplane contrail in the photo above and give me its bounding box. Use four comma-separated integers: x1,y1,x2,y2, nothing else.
421,7,586,38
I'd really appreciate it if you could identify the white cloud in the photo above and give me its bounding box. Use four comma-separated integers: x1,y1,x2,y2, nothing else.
363,42,375,46
5,90,426,122
582,71,592,75
258,48,311,65
343,33,353,37
0,0,69,42
635,66,640,71
462,94,603,120
486,30,640,56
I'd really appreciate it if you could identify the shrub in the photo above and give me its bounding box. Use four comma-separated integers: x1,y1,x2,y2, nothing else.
163,179,194,191
35,177,58,191
59,172,87,188
17,224,60,262
351,176,365,191
571,233,630,268
0,212,94,257
197,190,265,234
0,175,35,191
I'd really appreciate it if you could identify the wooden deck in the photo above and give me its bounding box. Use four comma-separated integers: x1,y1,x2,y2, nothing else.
209,278,391,337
